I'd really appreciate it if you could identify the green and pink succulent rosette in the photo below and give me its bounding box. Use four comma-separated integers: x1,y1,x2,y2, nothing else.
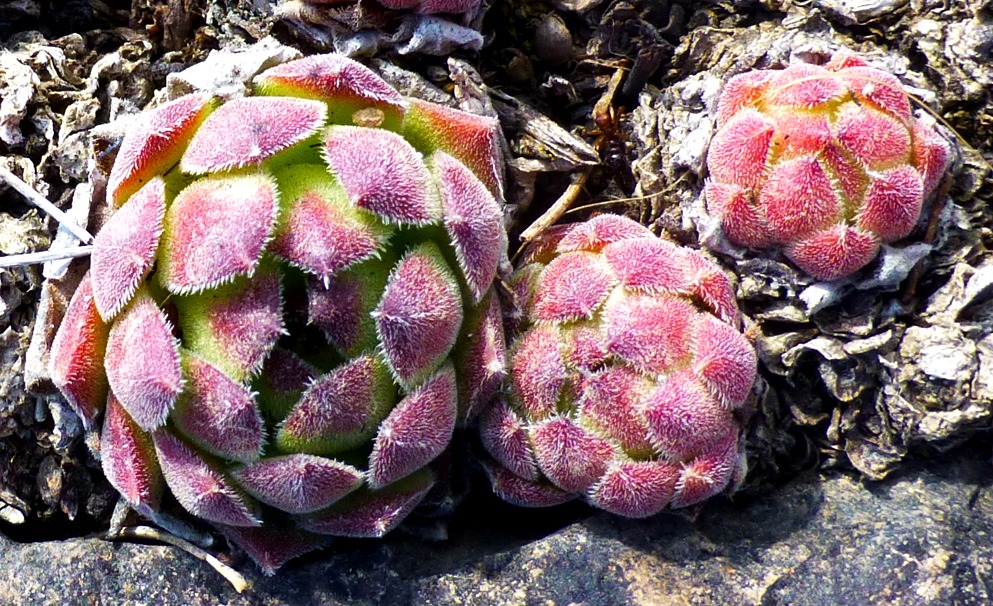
705,52,951,281
48,53,508,574
480,215,758,517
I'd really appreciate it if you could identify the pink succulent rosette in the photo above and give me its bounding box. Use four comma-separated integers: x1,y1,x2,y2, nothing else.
705,52,951,281
480,215,757,517
48,53,507,574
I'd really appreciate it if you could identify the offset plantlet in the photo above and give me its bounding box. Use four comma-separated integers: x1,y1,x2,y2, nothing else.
705,52,951,281
480,215,757,517
48,53,508,573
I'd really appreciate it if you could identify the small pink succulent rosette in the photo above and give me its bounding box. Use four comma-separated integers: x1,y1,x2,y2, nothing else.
48,53,508,574
704,52,951,281
480,215,757,517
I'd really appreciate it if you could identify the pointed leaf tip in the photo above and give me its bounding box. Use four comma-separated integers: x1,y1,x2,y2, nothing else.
108,93,216,206
104,291,182,431
49,272,109,430
153,429,260,527
91,177,166,321
159,173,278,295
374,242,463,387
368,365,457,489
323,125,441,225
181,96,327,174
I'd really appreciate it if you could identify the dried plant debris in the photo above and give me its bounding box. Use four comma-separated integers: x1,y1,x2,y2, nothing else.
0,5,278,534
274,0,488,56
630,6,992,479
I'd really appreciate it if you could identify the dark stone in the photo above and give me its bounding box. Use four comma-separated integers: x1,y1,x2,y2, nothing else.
2,451,992,605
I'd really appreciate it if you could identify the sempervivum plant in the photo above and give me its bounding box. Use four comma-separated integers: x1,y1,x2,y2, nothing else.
479,215,757,517
705,52,951,281
47,53,508,573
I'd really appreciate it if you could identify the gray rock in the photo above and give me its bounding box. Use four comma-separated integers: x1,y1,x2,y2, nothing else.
2,451,991,605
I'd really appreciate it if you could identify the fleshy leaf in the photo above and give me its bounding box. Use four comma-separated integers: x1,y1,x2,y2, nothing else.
181,97,327,174
233,454,364,514
254,54,405,130
368,364,457,489
531,251,617,322
254,347,318,421
479,399,540,481
555,214,654,253
271,164,393,280
706,109,775,189
107,93,216,206
509,325,567,421
159,173,279,294
153,429,260,527
401,98,503,198
91,177,166,320
171,351,265,463
432,151,505,302
692,315,757,407
604,293,696,375
454,290,506,423
482,462,576,508
101,393,163,516
175,263,284,381
104,290,182,431
785,224,881,281
49,272,109,430
641,371,737,461
307,256,393,358
529,416,615,493
218,524,328,576
575,367,653,457
373,242,463,387
670,432,739,508
323,125,441,225
760,155,841,243
299,469,434,537
277,355,396,455
589,461,680,518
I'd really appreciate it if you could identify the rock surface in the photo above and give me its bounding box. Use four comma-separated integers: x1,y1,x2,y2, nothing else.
2,449,992,605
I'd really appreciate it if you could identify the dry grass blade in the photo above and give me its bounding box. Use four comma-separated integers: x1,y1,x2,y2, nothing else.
0,165,93,244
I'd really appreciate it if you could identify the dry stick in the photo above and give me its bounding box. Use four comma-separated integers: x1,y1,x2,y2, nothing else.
0,245,94,268
110,525,249,593
519,168,591,243
0,165,93,244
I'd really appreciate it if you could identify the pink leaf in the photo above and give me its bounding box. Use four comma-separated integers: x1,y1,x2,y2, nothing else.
49,272,108,430
299,469,434,537
218,524,328,576
233,454,364,514
91,177,166,320
529,416,615,493
433,151,506,302
482,462,576,508
454,290,506,423
479,399,540,481
153,429,260,527
101,393,163,516
575,367,653,457
706,108,775,189
604,294,696,375
254,54,404,129
323,126,440,225
104,291,182,431
107,93,215,206
531,251,617,322
641,371,737,461
692,315,757,407
171,352,264,463
181,97,327,174
277,354,396,455
373,242,463,387
368,364,457,488
159,173,278,294
509,325,567,421
785,224,881,281
589,461,680,518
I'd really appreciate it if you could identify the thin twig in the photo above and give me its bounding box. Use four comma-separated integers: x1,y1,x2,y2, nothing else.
110,525,250,593
519,169,591,243
0,246,94,268
0,165,93,244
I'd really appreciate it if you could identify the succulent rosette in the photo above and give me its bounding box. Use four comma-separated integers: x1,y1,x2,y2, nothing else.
480,215,757,517
47,53,508,573
705,52,951,281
